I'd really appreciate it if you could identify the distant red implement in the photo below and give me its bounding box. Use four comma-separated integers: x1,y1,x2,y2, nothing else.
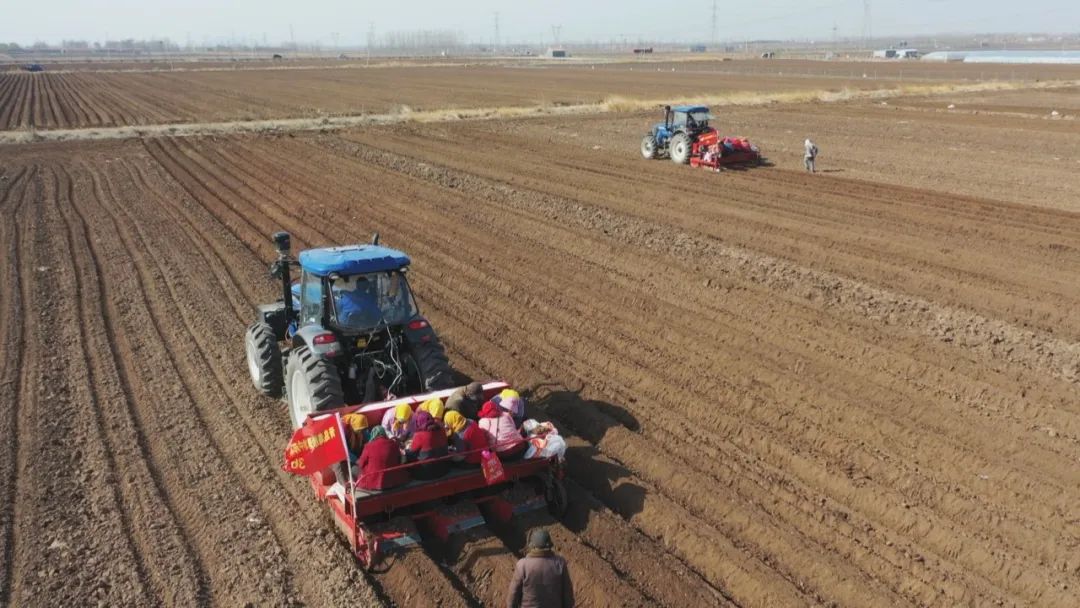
689,130,763,169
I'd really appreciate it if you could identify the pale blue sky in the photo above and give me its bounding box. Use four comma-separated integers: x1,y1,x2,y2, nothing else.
2,1,1077,46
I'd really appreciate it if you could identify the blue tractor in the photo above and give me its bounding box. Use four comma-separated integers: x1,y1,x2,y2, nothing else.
640,105,715,164
244,232,454,427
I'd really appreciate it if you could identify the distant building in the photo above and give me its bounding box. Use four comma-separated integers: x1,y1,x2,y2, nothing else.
689,45,706,53
922,50,1080,64
873,48,919,59
548,48,568,58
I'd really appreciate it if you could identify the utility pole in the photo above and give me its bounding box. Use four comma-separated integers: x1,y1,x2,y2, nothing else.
289,24,296,51
711,0,718,47
332,31,340,54
551,25,562,48
367,22,375,65
493,12,500,52
863,0,872,48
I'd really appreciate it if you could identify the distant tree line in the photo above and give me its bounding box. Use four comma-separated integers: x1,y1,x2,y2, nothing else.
0,39,182,53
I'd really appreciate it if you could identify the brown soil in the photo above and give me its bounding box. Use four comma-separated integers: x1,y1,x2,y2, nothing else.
2,59,1079,131
0,77,1077,607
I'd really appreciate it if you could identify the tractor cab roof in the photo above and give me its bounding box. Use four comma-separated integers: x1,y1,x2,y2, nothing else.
672,105,710,113
299,245,411,277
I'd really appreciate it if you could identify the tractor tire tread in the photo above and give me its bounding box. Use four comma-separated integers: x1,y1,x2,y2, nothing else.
288,345,345,416
410,334,455,391
246,322,284,398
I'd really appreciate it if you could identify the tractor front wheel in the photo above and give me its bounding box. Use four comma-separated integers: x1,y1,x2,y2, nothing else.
669,133,691,164
245,322,283,398
286,346,345,429
640,135,658,159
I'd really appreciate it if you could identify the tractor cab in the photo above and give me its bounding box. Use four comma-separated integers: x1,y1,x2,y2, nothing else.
246,232,454,428
290,245,417,338
665,105,713,134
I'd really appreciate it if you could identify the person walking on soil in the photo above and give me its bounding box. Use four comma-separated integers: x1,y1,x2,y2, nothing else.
804,138,819,173
507,529,575,608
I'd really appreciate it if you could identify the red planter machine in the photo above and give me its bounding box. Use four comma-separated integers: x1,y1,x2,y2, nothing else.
689,131,763,169
305,382,566,569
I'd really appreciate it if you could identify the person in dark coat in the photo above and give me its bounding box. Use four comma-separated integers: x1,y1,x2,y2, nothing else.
506,529,574,608
357,426,409,491
445,382,484,420
404,411,450,480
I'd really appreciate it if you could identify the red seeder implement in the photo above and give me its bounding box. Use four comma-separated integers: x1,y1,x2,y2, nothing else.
305,382,567,569
689,130,763,169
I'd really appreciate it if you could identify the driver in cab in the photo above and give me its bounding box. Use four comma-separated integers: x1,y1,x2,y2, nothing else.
332,274,379,328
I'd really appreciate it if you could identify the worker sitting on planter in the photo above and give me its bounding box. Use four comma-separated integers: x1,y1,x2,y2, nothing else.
404,411,450,480
479,399,527,460
357,426,410,491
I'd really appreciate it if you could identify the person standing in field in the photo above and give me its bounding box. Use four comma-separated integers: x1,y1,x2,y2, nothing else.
506,529,575,608
804,138,819,173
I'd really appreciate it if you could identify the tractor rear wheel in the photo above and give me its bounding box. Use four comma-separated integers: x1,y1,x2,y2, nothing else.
409,334,455,391
640,135,658,159
669,133,691,164
245,322,283,398
286,345,345,428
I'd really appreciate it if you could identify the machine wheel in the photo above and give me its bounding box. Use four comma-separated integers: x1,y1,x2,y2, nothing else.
286,345,345,428
245,322,283,398
544,475,568,518
669,133,691,164
640,135,658,159
409,334,455,391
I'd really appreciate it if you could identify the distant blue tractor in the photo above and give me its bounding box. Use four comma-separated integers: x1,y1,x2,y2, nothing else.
244,232,454,427
640,105,715,164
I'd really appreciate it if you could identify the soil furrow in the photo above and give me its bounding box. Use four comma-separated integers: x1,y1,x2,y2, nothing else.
206,139,820,608
52,164,186,603
126,145,477,608
149,133,696,608
248,135,1075,604
2,167,42,606
0,169,32,606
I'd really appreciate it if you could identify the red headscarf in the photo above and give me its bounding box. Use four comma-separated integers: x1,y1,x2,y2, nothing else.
478,400,501,419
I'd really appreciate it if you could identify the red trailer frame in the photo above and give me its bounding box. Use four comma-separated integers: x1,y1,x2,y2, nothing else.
303,382,566,568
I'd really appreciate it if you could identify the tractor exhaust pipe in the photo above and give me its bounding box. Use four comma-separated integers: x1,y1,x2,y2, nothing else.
272,231,295,323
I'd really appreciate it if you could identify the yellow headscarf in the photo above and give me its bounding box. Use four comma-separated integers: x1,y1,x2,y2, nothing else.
444,410,467,435
342,412,369,432
394,403,413,424
500,389,520,400
420,398,446,421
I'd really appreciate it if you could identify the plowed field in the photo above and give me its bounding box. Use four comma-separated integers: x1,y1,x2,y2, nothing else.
0,74,1078,607
3,59,1079,131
